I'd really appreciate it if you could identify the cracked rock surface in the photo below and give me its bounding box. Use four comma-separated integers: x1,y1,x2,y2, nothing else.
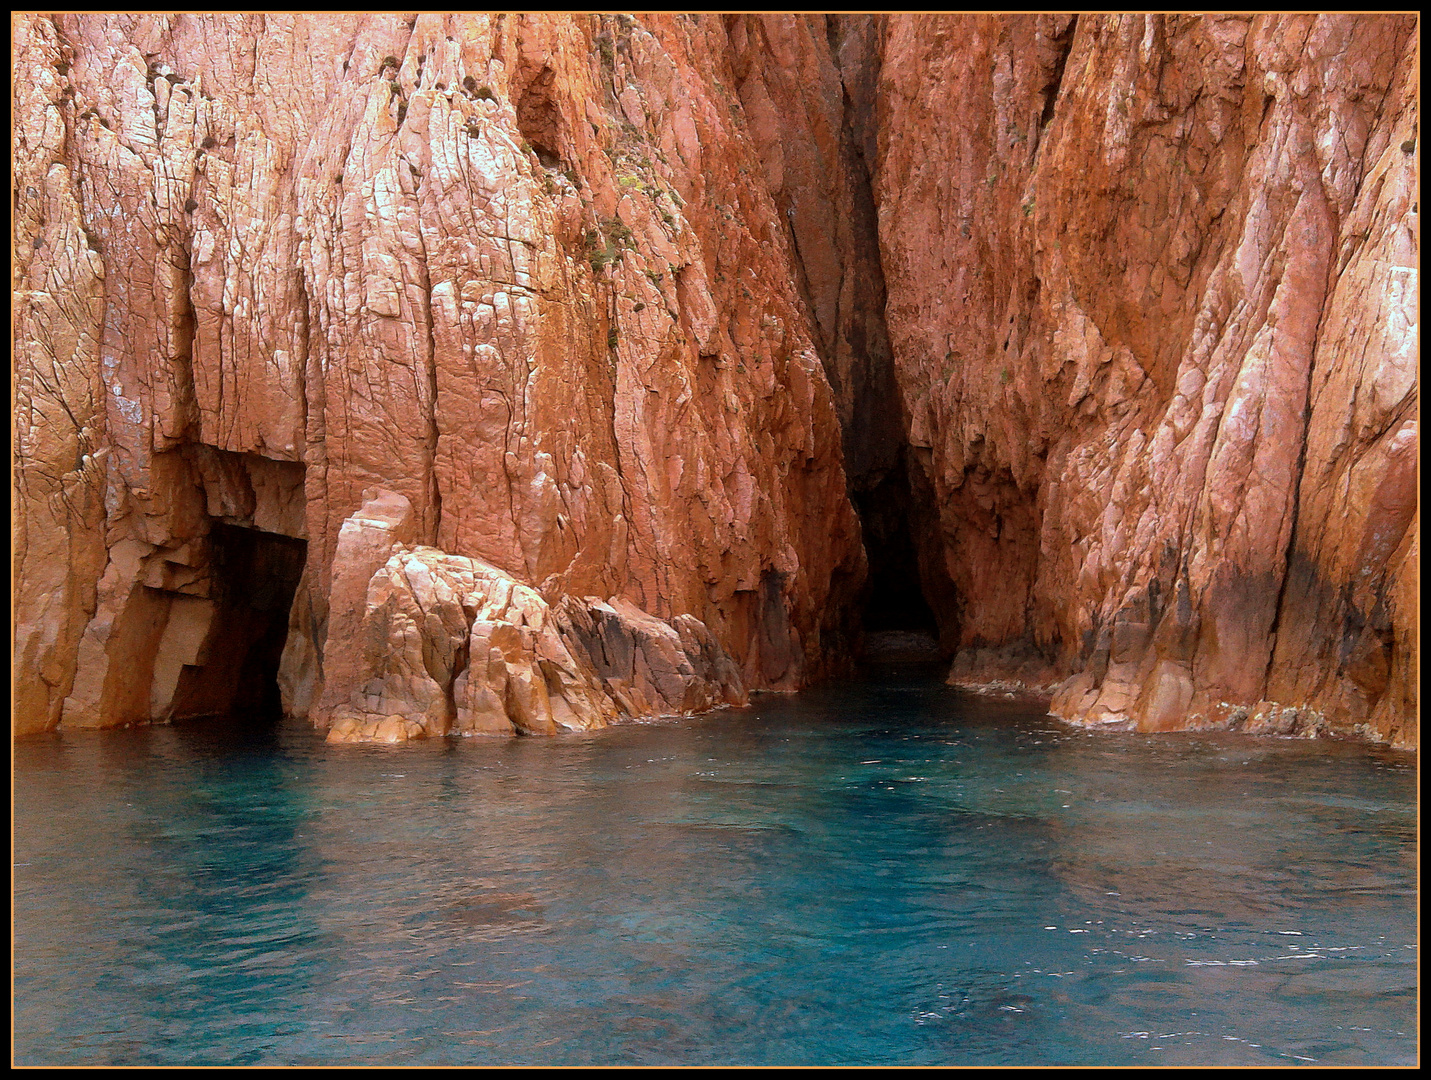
14,13,862,741
13,14,1417,748
870,14,1417,746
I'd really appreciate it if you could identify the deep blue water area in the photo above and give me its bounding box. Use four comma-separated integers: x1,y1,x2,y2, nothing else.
13,674,1418,1065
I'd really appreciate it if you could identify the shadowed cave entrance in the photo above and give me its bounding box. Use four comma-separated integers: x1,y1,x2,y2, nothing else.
853,451,955,666
847,440,961,666
162,523,308,722
118,446,311,732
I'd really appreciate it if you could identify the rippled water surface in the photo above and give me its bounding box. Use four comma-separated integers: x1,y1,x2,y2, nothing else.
14,675,1418,1065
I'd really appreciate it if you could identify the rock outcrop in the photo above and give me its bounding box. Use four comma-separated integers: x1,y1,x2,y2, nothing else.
12,14,1417,748
314,489,744,742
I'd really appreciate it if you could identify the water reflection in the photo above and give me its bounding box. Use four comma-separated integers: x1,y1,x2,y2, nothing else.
14,676,1416,1066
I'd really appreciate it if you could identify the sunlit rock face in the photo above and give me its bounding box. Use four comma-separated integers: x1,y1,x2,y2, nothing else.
314,490,745,742
13,14,1417,748
12,13,864,741
872,14,1417,746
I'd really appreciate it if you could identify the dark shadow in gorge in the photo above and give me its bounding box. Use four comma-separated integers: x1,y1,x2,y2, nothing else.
853,448,958,663
725,14,961,664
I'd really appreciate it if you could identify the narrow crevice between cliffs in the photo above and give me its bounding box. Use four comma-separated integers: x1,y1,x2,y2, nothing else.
824,18,961,667
853,448,955,665
729,14,960,668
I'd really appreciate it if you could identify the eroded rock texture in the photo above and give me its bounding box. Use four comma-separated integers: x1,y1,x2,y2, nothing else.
13,14,1418,748
13,13,863,740
873,14,1417,745
314,489,744,742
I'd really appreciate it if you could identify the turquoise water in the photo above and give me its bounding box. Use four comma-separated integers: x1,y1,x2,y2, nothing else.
13,675,1418,1065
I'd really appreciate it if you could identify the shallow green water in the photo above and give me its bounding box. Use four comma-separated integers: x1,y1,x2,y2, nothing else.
13,674,1418,1065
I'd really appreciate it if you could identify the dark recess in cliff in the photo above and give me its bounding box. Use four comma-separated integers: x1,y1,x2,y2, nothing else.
855,455,941,640
169,523,308,723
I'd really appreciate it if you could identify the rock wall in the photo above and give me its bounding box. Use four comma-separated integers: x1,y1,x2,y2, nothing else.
12,13,864,740
13,14,1418,749
873,14,1417,746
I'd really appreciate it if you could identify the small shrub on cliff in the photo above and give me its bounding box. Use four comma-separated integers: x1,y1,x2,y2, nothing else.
603,218,633,246
585,228,618,272
476,85,495,102
596,34,615,69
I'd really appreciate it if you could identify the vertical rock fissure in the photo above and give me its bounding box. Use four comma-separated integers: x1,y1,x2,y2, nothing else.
827,20,955,661
1037,15,1078,137
732,14,956,661
1262,332,1316,697
415,225,442,546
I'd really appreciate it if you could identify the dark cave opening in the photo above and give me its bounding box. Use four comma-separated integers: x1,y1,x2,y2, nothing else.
515,66,565,169
166,523,307,724
856,468,940,638
851,449,957,665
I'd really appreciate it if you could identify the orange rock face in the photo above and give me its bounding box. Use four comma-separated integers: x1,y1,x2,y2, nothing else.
873,14,1417,746
12,14,1418,748
12,13,864,741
